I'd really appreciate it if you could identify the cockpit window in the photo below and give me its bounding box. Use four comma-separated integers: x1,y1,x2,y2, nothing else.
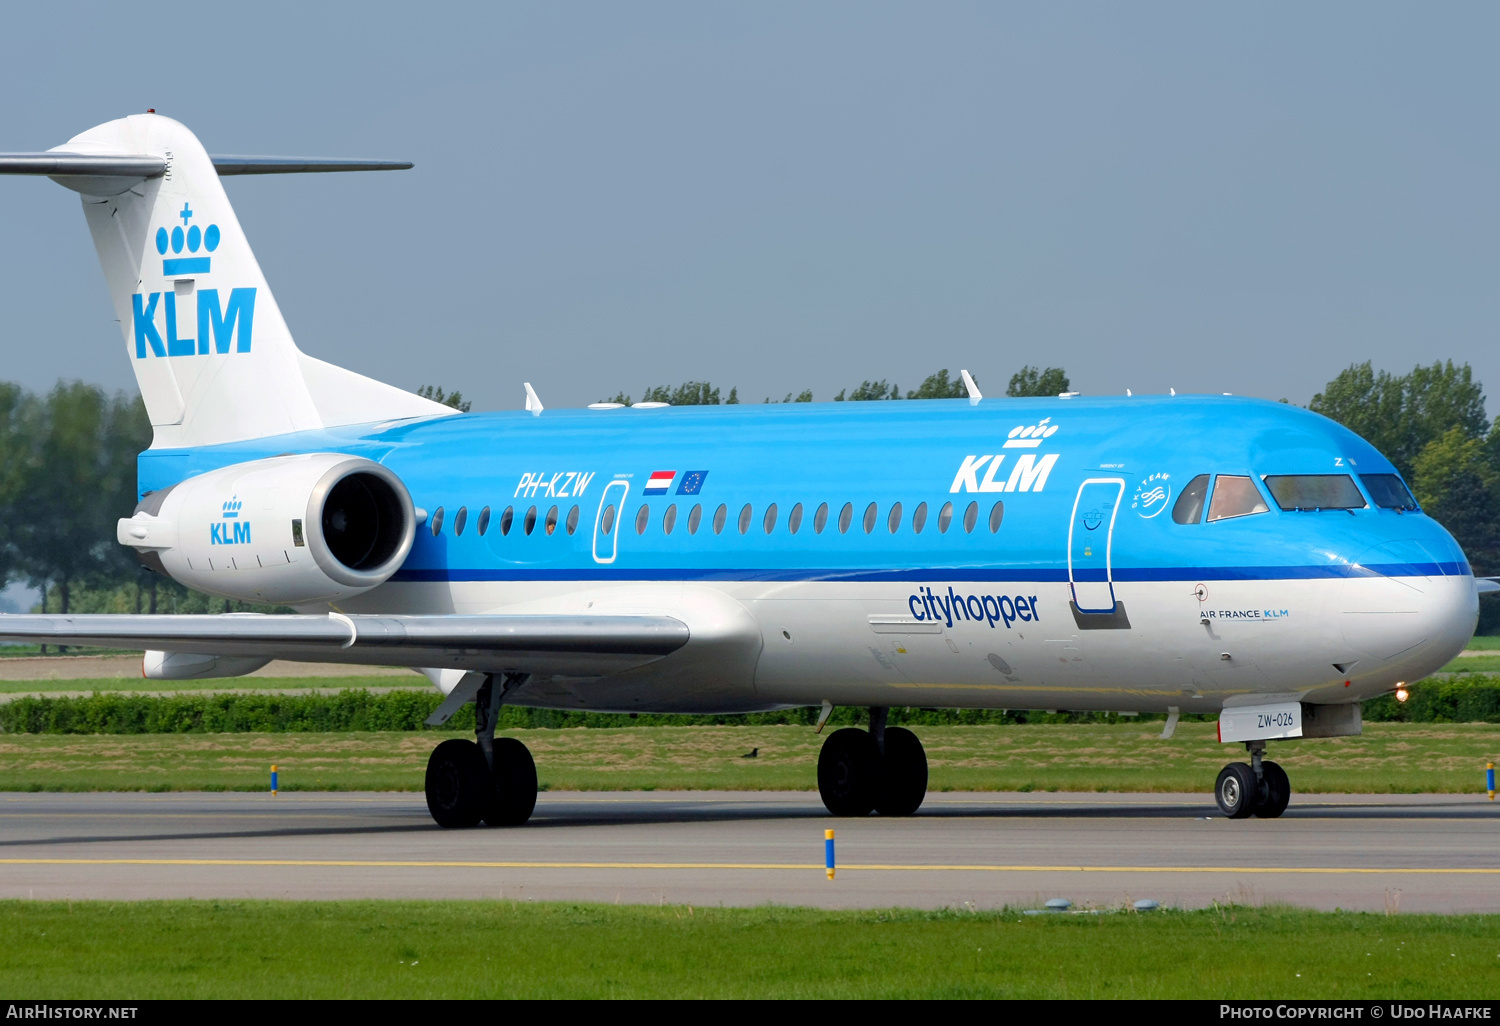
1207,475,1269,522
1263,474,1367,511
1361,474,1419,511
1172,474,1210,524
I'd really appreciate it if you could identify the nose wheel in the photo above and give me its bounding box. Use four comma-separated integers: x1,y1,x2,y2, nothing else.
816,708,928,816
1215,742,1290,819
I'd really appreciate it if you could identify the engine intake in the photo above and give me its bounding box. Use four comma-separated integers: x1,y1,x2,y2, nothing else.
118,453,416,606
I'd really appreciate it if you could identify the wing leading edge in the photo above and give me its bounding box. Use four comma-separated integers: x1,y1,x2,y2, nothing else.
0,613,690,678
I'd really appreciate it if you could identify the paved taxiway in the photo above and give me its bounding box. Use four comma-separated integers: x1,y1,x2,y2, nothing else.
0,791,1495,912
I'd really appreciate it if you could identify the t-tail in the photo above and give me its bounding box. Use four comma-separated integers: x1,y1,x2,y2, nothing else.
0,112,453,447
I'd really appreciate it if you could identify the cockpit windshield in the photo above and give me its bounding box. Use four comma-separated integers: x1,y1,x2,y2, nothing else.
1360,474,1419,511
1263,474,1367,511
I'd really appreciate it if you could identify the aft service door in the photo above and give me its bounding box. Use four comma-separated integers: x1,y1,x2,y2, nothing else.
1068,478,1124,613
592,479,629,564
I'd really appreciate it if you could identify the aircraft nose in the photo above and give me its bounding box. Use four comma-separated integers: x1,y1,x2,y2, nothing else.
1339,536,1476,676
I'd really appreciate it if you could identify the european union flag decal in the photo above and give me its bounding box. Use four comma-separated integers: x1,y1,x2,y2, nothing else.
677,470,708,495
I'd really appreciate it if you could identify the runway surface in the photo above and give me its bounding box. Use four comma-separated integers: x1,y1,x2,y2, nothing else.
0,791,1496,912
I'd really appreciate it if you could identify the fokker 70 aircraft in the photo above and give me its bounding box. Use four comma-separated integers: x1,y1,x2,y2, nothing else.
0,114,1479,826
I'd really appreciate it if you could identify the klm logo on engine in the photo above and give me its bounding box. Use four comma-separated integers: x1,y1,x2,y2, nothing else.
131,202,256,359
950,419,1061,494
211,495,251,545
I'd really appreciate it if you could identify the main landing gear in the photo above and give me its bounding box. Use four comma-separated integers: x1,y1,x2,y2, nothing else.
425,674,538,828
817,707,928,817
1215,740,1290,819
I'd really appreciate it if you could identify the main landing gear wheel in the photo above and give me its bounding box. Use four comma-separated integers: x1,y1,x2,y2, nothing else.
1214,762,1259,819
1254,760,1290,820
818,728,879,816
816,712,930,817
426,738,489,828
874,726,928,817
484,736,538,827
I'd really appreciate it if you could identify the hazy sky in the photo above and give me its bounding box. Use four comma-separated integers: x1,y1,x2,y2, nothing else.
1,3,1497,413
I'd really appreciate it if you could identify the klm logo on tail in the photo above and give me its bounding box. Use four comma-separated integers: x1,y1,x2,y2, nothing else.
131,202,255,359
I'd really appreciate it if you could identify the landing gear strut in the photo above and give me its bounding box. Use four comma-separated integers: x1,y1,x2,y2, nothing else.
424,673,537,828
817,707,928,817
1215,740,1290,820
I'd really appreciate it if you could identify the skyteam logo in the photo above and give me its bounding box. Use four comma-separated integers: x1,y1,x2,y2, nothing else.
1131,472,1172,519
132,200,255,360
950,420,1060,494
211,495,251,545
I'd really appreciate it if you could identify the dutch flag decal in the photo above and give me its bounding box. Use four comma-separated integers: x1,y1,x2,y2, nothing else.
644,470,675,495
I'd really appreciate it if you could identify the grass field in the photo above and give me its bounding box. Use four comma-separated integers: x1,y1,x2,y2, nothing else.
0,900,1495,998
1,721,1495,793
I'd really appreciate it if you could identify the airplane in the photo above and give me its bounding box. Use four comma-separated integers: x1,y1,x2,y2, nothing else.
0,113,1480,828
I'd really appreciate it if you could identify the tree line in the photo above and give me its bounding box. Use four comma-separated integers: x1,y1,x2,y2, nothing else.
4,361,1498,632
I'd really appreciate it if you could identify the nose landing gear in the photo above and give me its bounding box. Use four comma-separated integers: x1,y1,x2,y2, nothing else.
1214,740,1290,819
816,707,929,816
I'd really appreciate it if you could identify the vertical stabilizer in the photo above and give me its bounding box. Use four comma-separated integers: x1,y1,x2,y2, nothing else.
51,114,451,447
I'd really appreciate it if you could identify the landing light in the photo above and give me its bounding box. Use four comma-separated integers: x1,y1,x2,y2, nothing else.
1395,685,1410,703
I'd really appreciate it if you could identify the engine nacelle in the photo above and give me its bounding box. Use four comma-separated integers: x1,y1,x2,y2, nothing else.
118,453,416,605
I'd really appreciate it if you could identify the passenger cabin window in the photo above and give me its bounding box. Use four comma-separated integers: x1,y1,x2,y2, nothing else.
912,502,928,534
599,504,615,535
814,503,829,533
937,501,953,533
688,503,703,534
1172,475,1209,524
763,503,778,534
963,501,978,533
1264,474,1367,511
662,504,678,534
546,506,559,535
635,504,649,535
863,503,878,534
477,506,491,536
988,501,1004,532
887,502,902,533
524,506,538,535
500,506,514,535
430,507,445,536
1361,474,1419,511
738,504,753,534
713,504,727,535
1206,476,1269,522
788,503,803,534
566,505,580,535
453,506,468,536
838,503,853,534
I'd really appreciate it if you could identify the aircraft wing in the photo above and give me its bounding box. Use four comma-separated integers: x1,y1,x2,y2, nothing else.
0,613,689,678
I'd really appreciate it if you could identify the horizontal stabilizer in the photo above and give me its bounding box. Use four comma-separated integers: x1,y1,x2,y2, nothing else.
0,613,690,678
0,153,411,178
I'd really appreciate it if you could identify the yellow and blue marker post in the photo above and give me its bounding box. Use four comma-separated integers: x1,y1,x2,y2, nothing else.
271,764,278,796
1488,762,1494,801
825,828,835,879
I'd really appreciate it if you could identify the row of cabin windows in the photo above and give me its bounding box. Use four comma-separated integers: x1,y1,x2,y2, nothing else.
429,499,1006,539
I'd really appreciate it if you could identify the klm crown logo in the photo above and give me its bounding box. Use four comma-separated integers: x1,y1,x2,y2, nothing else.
1003,418,1060,449
155,202,220,276
131,200,255,360
212,495,250,545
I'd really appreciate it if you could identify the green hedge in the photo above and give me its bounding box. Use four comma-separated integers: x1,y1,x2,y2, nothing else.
1,678,1496,735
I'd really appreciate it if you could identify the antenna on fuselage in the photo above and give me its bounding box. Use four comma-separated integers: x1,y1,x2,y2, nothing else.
524,382,544,417
960,369,982,405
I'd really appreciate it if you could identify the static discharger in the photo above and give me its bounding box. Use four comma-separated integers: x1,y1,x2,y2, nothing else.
825,829,835,880
271,764,278,796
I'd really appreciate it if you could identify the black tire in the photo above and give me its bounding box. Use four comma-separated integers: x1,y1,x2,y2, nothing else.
483,737,539,827
1215,762,1260,819
874,726,928,816
817,727,879,816
1254,760,1290,819
425,738,487,828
